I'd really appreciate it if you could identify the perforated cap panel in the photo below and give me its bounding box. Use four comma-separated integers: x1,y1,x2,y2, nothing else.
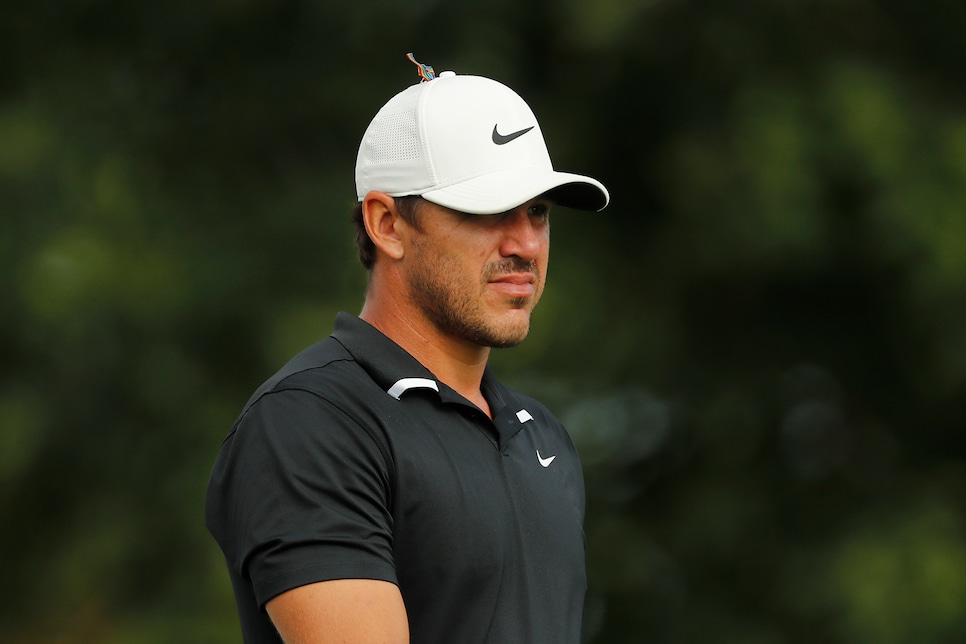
366,93,421,164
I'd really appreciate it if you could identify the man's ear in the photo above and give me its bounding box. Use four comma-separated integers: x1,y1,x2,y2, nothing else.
361,191,406,261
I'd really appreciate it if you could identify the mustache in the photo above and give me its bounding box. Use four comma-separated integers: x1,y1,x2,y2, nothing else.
484,258,539,280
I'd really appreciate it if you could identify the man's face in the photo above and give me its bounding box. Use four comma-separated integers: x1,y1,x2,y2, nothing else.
404,198,551,348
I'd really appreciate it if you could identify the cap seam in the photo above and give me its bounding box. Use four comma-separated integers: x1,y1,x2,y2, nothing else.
416,79,438,190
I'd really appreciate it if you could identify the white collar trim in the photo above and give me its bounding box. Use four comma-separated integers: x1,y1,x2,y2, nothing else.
387,377,440,400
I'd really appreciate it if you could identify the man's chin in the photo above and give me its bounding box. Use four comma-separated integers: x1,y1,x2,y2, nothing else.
483,316,531,348
487,333,527,349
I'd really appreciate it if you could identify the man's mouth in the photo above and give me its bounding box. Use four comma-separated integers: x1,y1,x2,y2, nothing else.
488,273,536,298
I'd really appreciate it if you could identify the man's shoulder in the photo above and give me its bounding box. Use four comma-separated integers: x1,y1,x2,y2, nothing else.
274,336,355,385
239,336,369,414
224,335,396,453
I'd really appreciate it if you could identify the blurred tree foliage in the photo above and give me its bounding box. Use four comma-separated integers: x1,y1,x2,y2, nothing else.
2,0,965,642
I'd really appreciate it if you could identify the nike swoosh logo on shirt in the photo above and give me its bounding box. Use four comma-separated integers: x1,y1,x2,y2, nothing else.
536,450,556,468
492,124,534,145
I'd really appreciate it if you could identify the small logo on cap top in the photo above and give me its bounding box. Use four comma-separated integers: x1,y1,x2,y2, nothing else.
492,124,535,145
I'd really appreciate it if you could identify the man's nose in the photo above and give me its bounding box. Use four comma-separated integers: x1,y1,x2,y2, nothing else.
499,210,544,260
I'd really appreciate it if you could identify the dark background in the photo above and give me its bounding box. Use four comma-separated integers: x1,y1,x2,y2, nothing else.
2,0,965,641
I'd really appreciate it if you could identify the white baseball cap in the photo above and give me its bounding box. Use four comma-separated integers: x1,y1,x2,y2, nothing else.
355,65,609,215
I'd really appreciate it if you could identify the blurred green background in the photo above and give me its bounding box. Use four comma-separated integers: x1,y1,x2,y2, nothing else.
3,0,965,642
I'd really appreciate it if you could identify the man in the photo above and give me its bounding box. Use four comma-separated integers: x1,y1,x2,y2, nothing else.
206,55,609,643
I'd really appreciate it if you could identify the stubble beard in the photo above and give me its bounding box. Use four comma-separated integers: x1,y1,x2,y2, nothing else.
408,250,541,349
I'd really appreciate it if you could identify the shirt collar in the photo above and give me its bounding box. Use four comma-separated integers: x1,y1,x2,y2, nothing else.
330,312,509,418
331,312,436,395
333,312,532,446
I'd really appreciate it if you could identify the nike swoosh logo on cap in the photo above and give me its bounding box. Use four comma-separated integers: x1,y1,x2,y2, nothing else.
492,124,534,145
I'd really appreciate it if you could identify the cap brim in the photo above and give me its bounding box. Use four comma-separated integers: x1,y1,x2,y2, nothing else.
419,167,609,215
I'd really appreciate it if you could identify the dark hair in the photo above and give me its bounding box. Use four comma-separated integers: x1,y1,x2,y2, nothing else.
351,195,424,270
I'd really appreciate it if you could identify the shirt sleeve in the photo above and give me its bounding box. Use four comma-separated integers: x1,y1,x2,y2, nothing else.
206,386,397,608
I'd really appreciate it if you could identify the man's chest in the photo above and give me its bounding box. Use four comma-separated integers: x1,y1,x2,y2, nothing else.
386,409,585,581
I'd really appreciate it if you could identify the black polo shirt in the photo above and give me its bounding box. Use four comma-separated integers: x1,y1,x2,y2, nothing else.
206,312,586,643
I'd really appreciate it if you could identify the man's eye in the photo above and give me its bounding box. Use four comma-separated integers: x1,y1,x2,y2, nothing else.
528,203,550,219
